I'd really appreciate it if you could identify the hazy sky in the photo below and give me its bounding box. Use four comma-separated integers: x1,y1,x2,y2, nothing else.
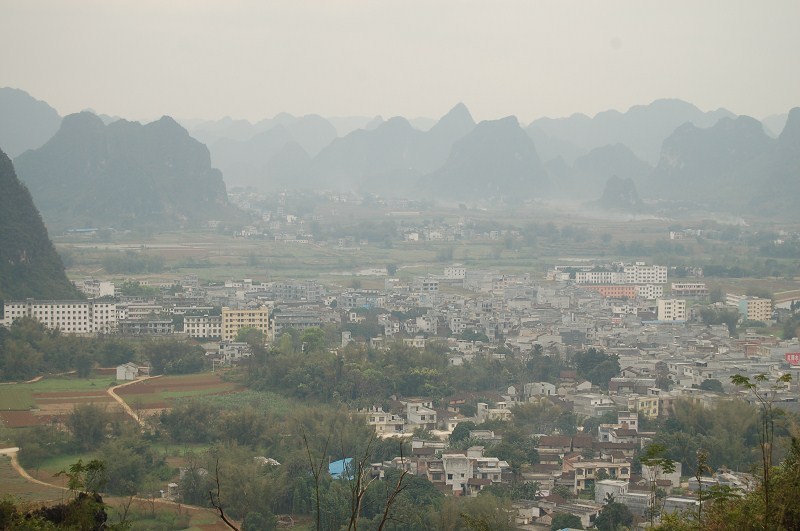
2,0,798,124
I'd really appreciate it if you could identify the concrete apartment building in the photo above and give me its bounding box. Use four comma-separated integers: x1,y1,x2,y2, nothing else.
657,299,687,321
271,311,325,337
739,297,773,322
726,293,773,322
634,284,664,300
576,271,625,284
273,280,323,302
221,307,270,341
119,319,174,336
624,263,667,284
581,285,637,299
444,265,466,280
74,279,116,299
184,314,222,339
2,299,117,335
671,282,708,297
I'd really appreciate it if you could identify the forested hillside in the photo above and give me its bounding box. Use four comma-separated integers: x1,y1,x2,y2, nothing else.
0,148,79,301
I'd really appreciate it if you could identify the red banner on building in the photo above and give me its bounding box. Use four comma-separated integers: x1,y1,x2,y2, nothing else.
786,352,800,365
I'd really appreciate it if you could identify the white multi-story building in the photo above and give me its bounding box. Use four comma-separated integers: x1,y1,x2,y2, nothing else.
405,399,437,430
575,271,625,284
444,265,466,280
274,280,323,302
364,406,406,437
74,279,116,299
125,303,165,320
635,284,664,300
442,453,473,493
624,263,668,284
415,277,439,293
184,314,222,339
2,299,117,335
657,299,687,321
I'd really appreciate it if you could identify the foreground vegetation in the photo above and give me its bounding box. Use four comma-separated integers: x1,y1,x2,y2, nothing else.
1,317,799,529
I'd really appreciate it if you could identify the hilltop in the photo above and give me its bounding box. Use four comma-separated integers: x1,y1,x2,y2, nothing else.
14,112,236,230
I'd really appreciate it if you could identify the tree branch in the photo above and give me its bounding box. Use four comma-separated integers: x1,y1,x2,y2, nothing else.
208,456,240,531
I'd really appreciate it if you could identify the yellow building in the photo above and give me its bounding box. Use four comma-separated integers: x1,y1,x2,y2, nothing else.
221,307,270,342
740,297,772,323
657,299,686,321
628,395,659,419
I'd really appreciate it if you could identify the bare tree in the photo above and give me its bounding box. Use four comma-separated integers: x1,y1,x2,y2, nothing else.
376,451,408,531
209,456,240,531
302,428,332,531
694,448,711,528
731,372,792,530
344,434,409,531
640,443,675,526
116,494,135,526
303,428,409,531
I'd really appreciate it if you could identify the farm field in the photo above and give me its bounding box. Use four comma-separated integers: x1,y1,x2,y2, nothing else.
0,374,121,429
0,372,248,430
54,202,690,284
115,372,244,413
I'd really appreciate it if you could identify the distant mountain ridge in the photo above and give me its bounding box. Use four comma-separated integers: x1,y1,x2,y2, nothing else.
530,98,735,164
14,112,234,230
4,86,800,217
549,144,652,200
641,109,800,218
595,175,643,212
219,103,477,193
0,87,62,158
423,116,549,201
0,148,78,300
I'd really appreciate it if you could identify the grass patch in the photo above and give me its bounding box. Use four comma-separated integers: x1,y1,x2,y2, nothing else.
0,456,66,502
157,388,232,400
36,452,96,480
105,499,230,530
0,386,35,410
195,389,294,416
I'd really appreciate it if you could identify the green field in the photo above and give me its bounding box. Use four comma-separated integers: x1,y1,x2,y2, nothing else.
0,456,66,502
0,375,117,411
0,386,36,409
198,389,295,415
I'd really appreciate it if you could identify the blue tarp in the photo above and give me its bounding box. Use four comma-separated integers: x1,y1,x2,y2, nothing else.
328,458,353,480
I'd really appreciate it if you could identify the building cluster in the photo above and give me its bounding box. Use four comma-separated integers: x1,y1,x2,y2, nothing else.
1,260,789,379
2,255,798,525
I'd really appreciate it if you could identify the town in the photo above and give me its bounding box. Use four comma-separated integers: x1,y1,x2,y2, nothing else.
3,242,799,528
2,4,799,525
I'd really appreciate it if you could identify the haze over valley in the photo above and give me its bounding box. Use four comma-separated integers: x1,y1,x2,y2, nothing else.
1,2,800,530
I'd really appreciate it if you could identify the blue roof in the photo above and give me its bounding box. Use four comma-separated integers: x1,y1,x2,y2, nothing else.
328,458,353,480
